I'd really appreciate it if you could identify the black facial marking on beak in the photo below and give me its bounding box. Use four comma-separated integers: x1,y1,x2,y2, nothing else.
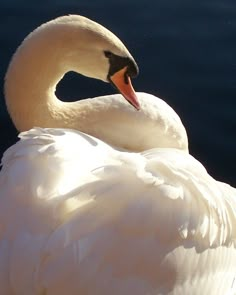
104,51,139,81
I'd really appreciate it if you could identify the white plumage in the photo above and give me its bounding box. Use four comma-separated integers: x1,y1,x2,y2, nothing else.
1,15,236,294
1,125,236,294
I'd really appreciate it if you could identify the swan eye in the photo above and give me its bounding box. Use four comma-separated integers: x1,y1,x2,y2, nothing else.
104,51,112,58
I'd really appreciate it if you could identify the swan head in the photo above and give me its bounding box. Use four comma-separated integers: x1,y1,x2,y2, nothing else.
33,15,140,109
5,15,189,151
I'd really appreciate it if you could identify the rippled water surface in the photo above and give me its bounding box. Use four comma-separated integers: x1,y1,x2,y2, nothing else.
0,0,235,186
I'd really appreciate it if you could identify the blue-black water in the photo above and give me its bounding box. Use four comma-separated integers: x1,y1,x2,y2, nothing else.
0,0,236,186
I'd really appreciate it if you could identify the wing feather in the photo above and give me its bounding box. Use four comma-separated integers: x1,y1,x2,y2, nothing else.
0,128,235,294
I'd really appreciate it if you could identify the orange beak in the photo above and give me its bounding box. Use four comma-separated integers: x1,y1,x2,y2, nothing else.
109,67,140,110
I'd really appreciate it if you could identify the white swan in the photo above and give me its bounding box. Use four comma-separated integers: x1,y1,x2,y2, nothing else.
1,15,236,295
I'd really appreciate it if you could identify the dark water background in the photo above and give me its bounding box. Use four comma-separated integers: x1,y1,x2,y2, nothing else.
0,0,236,186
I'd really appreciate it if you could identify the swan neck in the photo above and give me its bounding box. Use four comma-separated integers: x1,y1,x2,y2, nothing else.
5,35,71,131
4,17,188,152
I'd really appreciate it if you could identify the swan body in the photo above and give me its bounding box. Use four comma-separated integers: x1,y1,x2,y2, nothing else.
1,15,236,294
1,125,236,294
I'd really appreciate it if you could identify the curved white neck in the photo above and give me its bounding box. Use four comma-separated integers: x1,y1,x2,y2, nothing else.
5,40,70,130
5,18,188,152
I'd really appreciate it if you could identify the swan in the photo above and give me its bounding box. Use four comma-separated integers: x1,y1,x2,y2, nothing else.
1,14,236,295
